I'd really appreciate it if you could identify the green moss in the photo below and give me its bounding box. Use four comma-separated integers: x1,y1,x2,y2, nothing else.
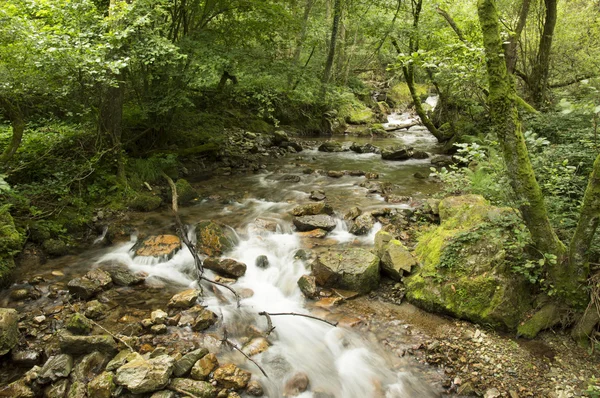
196,221,237,256
128,193,162,212
67,313,93,335
517,303,561,338
43,239,69,257
346,108,374,124
0,256,15,287
387,83,428,107
0,207,24,255
174,179,197,206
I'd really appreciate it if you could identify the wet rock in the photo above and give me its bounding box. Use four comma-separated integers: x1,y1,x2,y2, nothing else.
430,154,454,167
190,353,218,380
129,193,162,212
413,171,429,179
196,221,237,257
10,288,30,301
169,378,216,398
242,338,270,357
312,248,380,294
350,142,379,154
380,239,418,280
45,379,69,398
0,308,19,355
344,207,362,221
246,380,264,397
67,380,87,398
58,331,117,355
174,178,198,205
213,364,251,390
12,349,41,367
74,351,108,381
284,372,309,396
88,371,115,398
39,354,73,384
309,190,326,201
349,213,375,235
327,170,344,178
412,150,429,159
365,172,379,179
151,391,177,398
293,215,337,232
43,239,68,257
297,275,318,299
203,258,247,278
67,313,92,335
135,235,181,258
192,309,218,331
255,255,269,269
107,350,142,372
168,289,200,309
152,324,168,334
85,300,107,320
115,355,175,394
381,145,413,161
173,348,209,377
297,229,328,239
348,170,366,176
1,379,35,397
291,203,334,217
151,309,169,325
102,265,146,286
67,269,112,299
318,142,344,153
271,130,289,145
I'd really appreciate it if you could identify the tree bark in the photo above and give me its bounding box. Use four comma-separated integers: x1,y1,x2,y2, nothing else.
505,0,531,75
0,99,25,165
322,0,342,85
529,0,557,108
435,6,466,42
99,82,126,185
477,0,566,261
289,0,314,88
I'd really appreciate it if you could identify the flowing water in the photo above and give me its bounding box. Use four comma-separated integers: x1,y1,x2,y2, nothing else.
2,107,450,397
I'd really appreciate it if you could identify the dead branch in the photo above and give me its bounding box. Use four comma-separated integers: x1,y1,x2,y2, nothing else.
221,327,269,378
258,311,338,327
259,311,276,336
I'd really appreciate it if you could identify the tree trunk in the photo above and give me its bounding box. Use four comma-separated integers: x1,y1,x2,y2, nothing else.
477,0,566,260
322,0,342,85
99,82,126,185
289,0,314,88
505,0,531,75
0,99,25,164
529,0,557,108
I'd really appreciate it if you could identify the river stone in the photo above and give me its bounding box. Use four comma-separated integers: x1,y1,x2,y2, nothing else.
327,170,344,178
381,145,413,161
151,324,167,334
67,269,112,299
12,349,41,367
1,379,35,398
255,255,269,269
168,289,200,309
85,300,107,320
374,230,394,258
293,215,336,232
246,380,264,397
67,313,92,335
0,308,19,355
309,190,326,201
115,355,175,394
190,353,218,380
291,203,334,217
311,248,380,294
430,154,454,167
297,229,328,239
242,337,270,357
73,351,107,381
58,331,117,355
203,258,246,278
44,379,69,398
102,265,145,286
67,380,87,398
284,372,309,396
39,354,73,384
349,213,375,235
318,142,343,153
213,363,251,390
192,309,218,331
107,350,143,371
412,150,429,159
404,195,533,331
151,391,177,398
380,240,418,280
151,309,169,325
173,348,209,377
196,221,237,257
169,378,216,398
88,371,115,398
135,235,181,258
350,142,379,154
344,207,362,221
297,275,318,299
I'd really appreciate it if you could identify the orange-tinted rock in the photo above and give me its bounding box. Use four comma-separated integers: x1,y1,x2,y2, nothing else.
135,235,181,258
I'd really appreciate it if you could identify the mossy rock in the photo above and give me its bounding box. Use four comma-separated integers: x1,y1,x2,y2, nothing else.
174,179,197,206
67,313,93,335
128,193,162,212
312,248,380,294
195,221,237,257
0,257,16,288
0,208,24,255
43,239,69,257
404,195,533,331
346,108,374,125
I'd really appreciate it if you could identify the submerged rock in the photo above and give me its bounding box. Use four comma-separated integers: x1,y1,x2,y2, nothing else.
404,195,533,330
311,248,380,294
293,215,337,232
309,190,326,201
0,308,19,355
101,264,146,286
196,221,237,257
284,372,309,396
135,235,181,258
255,255,269,268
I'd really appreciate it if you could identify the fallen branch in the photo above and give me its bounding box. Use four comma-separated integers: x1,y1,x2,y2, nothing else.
162,172,241,307
258,311,338,327
221,328,269,378
259,311,276,336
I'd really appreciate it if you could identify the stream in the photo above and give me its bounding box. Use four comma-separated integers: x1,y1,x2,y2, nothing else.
1,107,455,397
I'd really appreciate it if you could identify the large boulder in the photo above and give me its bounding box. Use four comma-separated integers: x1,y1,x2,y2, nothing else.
404,195,533,330
318,142,344,153
293,215,337,232
196,221,237,256
381,146,413,161
291,203,334,217
58,331,117,355
115,355,175,394
135,235,181,258
0,308,19,355
311,248,380,294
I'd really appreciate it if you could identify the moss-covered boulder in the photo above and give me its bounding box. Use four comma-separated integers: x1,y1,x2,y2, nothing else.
404,195,533,331
128,193,162,212
311,248,380,294
174,179,197,206
195,221,237,257
0,208,24,286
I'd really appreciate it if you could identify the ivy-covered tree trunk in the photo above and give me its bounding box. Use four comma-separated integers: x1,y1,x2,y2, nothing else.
0,99,24,164
322,0,342,85
529,0,557,108
477,0,566,260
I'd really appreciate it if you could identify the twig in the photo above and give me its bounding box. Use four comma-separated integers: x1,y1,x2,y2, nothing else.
221,328,269,378
162,172,241,307
259,311,276,336
258,311,338,327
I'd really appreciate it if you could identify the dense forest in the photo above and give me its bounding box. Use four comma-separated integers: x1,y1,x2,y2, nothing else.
1,0,600,395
